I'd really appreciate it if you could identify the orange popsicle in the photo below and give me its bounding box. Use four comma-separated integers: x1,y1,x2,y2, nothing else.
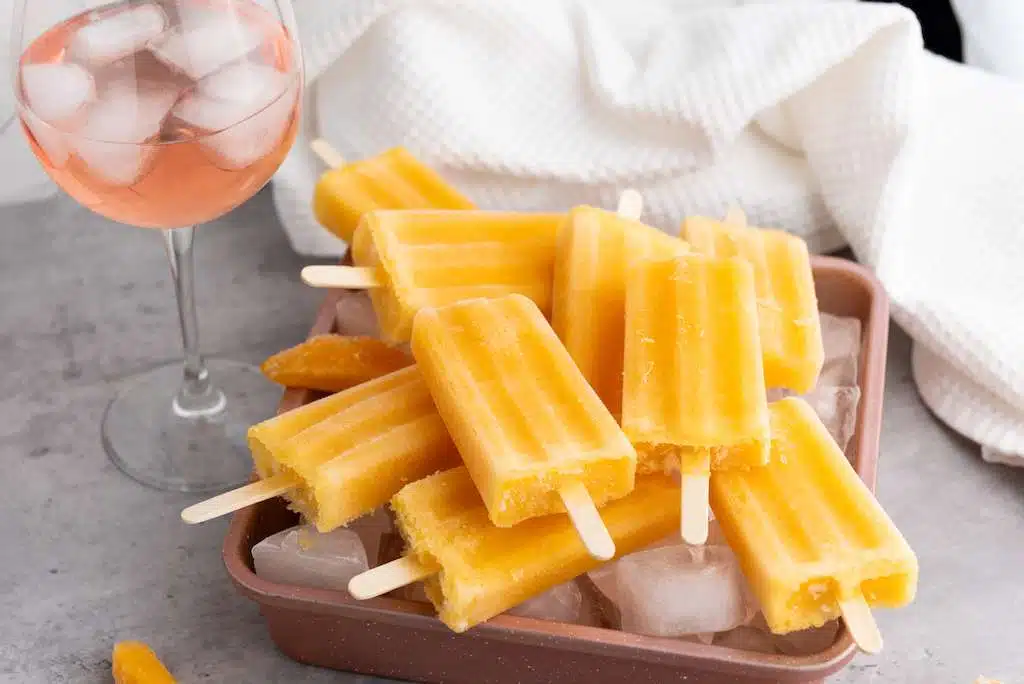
312,141,474,243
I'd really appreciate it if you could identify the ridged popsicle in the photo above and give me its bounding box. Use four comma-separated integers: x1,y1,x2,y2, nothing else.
248,366,460,531
352,210,561,343
622,254,770,474
710,397,917,639
313,147,474,243
411,294,637,531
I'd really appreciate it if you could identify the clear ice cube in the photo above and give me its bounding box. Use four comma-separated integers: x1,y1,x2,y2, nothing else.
73,79,183,185
819,313,862,386
67,4,168,67
151,12,261,81
173,62,296,169
506,581,599,625
802,385,861,454
345,507,394,566
21,63,95,124
20,63,96,165
252,524,368,593
604,544,750,636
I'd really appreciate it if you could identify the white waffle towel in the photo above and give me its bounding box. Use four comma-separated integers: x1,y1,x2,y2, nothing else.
271,0,1024,466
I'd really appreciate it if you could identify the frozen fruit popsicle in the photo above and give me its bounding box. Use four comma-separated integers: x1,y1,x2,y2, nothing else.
683,209,824,393
302,209,562,343
112,641,176,684
311,139,475,243
180,366,460,530
411,293,637,559
622,253,770,545
348,466,680,633
551,198,689,418
710,397,917,654
260,334,411,392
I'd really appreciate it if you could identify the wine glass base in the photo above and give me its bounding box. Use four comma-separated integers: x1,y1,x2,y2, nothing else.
102,359,280,493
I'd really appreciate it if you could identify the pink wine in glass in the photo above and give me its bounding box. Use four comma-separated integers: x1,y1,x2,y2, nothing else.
17,0,299,229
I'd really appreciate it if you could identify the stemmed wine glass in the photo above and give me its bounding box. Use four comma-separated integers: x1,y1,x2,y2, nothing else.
10,0,303,492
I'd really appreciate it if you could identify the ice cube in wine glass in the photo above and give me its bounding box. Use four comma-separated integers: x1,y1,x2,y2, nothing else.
67,4,168,67
150,12,261,81
74,79,183,186
173,62,296,170
20,63,96,165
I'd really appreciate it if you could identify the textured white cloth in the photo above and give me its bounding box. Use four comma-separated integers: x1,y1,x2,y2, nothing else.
272,0,1024,466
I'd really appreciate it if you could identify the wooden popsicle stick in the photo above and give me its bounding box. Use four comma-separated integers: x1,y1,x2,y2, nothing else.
839,592,884,654
559,481,616,561
680,451,711,545
310,138,346,168
301,265,382,290
724,206,748,228
348,556,438,600
180,472,301,525
616,188,644,221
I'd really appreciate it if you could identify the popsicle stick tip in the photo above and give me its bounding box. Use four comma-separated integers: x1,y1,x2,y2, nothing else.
839,593,884,655
680,472,710,545
310,138,346,168
724,206,748,228
616,189,644,221
348,556,436,600
559,481,616,561
301,265,382,290
180,473,299,525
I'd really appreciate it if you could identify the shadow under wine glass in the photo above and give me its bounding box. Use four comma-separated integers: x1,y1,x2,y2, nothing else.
10,0,304,492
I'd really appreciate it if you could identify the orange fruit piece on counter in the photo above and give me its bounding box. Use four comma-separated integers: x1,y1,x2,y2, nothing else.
260,334,412,393
112,641,176,684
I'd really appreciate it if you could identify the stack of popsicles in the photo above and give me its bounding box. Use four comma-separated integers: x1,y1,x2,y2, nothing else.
182,141,917,653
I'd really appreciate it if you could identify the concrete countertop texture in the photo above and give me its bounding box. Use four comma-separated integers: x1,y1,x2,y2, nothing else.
2,188,1021,684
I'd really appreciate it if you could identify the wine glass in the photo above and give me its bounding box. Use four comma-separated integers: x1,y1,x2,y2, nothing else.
10,0,303,492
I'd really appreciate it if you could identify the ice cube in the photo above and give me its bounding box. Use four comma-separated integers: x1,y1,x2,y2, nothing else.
21,63,95,124
74,79,182,185
819,313,861,386
151,13,261,81
174,63,296,169
714,626,779,654
20,63,96,165
336,291,382,338
609,544,749,636
802,385,860,454
346,507,395,565
252,524,368,592
507,581,599,625
67,4,168,67
772,620,840,656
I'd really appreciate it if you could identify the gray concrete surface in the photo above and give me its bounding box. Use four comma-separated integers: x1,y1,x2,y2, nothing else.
1,189,1020,684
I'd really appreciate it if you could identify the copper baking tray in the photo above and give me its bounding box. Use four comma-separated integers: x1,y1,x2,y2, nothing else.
224,255,889,684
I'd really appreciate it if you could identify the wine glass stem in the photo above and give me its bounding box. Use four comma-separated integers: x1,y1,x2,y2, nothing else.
163,226,226,419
